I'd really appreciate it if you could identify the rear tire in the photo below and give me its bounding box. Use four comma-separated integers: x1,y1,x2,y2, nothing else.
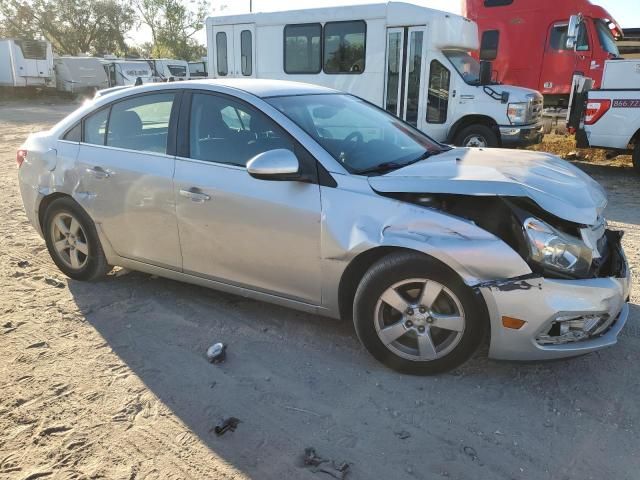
43,197,111,281
454,124,499,148
633,144,640,175
353,251,488,375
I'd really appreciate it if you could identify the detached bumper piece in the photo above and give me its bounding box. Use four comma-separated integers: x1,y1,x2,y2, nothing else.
480,230,631,361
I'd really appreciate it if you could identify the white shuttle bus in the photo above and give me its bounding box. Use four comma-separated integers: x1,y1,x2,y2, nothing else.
0,39,54,89
205,2,544,147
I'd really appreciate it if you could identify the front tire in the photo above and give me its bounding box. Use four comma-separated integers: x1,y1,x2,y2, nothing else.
353,252,488,375
454,124,499,148
43,197,111,281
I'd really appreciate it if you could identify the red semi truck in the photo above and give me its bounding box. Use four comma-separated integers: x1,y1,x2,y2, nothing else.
463,0,623,108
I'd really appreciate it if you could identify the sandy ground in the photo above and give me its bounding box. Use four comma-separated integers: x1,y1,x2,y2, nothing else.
1,98,639,480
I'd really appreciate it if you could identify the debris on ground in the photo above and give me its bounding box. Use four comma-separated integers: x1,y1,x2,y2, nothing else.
303,447,351,479
44,277,65,288
395,430,411,440
212,417,241,436
564,151,581,160
206,342,226,363
17,260,30,268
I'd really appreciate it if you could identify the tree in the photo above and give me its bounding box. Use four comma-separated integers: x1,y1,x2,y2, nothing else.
0,0,136,56
133,0,209,60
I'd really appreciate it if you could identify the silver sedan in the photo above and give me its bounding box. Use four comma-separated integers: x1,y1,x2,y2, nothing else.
17,79,631,374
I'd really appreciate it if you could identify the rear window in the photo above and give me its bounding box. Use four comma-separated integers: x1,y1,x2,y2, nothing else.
15,40,47,60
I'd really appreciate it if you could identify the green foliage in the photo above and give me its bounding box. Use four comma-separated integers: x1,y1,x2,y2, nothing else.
134,0,209,60
0,0,209,60
0,0,137,56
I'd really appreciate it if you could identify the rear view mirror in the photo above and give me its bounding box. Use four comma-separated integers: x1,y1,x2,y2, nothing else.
312,106,338,120
566,15,582,49
247,149,300,181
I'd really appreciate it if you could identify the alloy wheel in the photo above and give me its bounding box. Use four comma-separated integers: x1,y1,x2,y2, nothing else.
50,212,89,270
374,278,466,362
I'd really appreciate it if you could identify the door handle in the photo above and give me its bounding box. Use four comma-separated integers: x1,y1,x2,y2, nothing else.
179,188,211,202
86,166,111,179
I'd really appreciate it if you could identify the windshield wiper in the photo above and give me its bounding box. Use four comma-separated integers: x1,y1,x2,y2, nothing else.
354,151,434,175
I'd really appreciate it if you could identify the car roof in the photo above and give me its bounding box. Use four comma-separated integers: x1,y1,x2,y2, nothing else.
99,78,341,100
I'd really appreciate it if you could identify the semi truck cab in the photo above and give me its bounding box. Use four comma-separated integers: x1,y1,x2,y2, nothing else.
464,0,623,109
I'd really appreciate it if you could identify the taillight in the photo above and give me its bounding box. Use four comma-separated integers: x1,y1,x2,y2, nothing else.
16,149,27,168
584,100,611,125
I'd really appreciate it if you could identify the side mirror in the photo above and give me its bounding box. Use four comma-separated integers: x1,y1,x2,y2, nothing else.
479,60,493,85
566,14,582,49
247,149,300,181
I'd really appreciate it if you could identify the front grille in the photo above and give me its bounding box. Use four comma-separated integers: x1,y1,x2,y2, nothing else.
529,98,543,123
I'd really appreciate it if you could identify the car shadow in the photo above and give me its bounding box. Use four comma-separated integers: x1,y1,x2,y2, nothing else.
67,271,640,479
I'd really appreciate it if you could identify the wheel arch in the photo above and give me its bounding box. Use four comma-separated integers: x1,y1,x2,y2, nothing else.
337,246,485,322
447,115,501,145
37,192,75,233
629,127,640,148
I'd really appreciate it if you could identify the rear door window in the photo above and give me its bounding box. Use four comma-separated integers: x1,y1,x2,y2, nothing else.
106,93,176,154
83,108,109,145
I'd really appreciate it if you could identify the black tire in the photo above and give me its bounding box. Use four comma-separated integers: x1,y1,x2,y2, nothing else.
454,124,499,148
633,144,640,175
43,197,111,281
353,251,488,375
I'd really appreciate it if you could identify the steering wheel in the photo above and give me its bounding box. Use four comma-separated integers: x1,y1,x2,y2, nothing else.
344,131,363,145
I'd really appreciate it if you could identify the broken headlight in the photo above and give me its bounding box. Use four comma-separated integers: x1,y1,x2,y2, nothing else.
523,217,592,277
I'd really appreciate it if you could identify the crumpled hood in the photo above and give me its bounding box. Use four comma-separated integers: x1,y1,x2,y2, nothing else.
368,148,607,226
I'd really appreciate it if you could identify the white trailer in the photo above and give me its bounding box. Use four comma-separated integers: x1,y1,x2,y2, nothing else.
100,59,154,87
54,56,109,94
205,1,545,147
145,58,191,81
0,39,53,88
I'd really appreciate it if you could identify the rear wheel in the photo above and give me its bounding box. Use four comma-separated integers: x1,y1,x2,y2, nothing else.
633,144,640,175
454,124,499,148
353,252,488,375
43,197,111,281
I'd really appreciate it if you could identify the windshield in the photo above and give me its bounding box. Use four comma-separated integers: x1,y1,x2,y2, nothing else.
168,65,187,77
595,19,620,57
443,50,481,85
266,94,445,174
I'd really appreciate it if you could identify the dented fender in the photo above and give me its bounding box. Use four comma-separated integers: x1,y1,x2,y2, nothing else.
319,177,533,317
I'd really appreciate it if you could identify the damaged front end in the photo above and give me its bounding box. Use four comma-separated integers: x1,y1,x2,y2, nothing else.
379,191,631,359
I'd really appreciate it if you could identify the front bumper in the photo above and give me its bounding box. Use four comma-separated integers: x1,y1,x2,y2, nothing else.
499,123,544,148
478,235,632,361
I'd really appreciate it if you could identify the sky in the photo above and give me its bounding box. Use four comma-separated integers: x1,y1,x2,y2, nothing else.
129,0,640,46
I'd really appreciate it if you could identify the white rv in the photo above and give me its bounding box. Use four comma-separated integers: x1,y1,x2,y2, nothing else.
54,56,109,94
145,58,191,81
205,2,544,147
0,39,54,88
101,59,154,87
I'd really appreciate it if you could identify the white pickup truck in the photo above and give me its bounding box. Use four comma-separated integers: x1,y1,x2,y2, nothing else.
569,59,640,172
